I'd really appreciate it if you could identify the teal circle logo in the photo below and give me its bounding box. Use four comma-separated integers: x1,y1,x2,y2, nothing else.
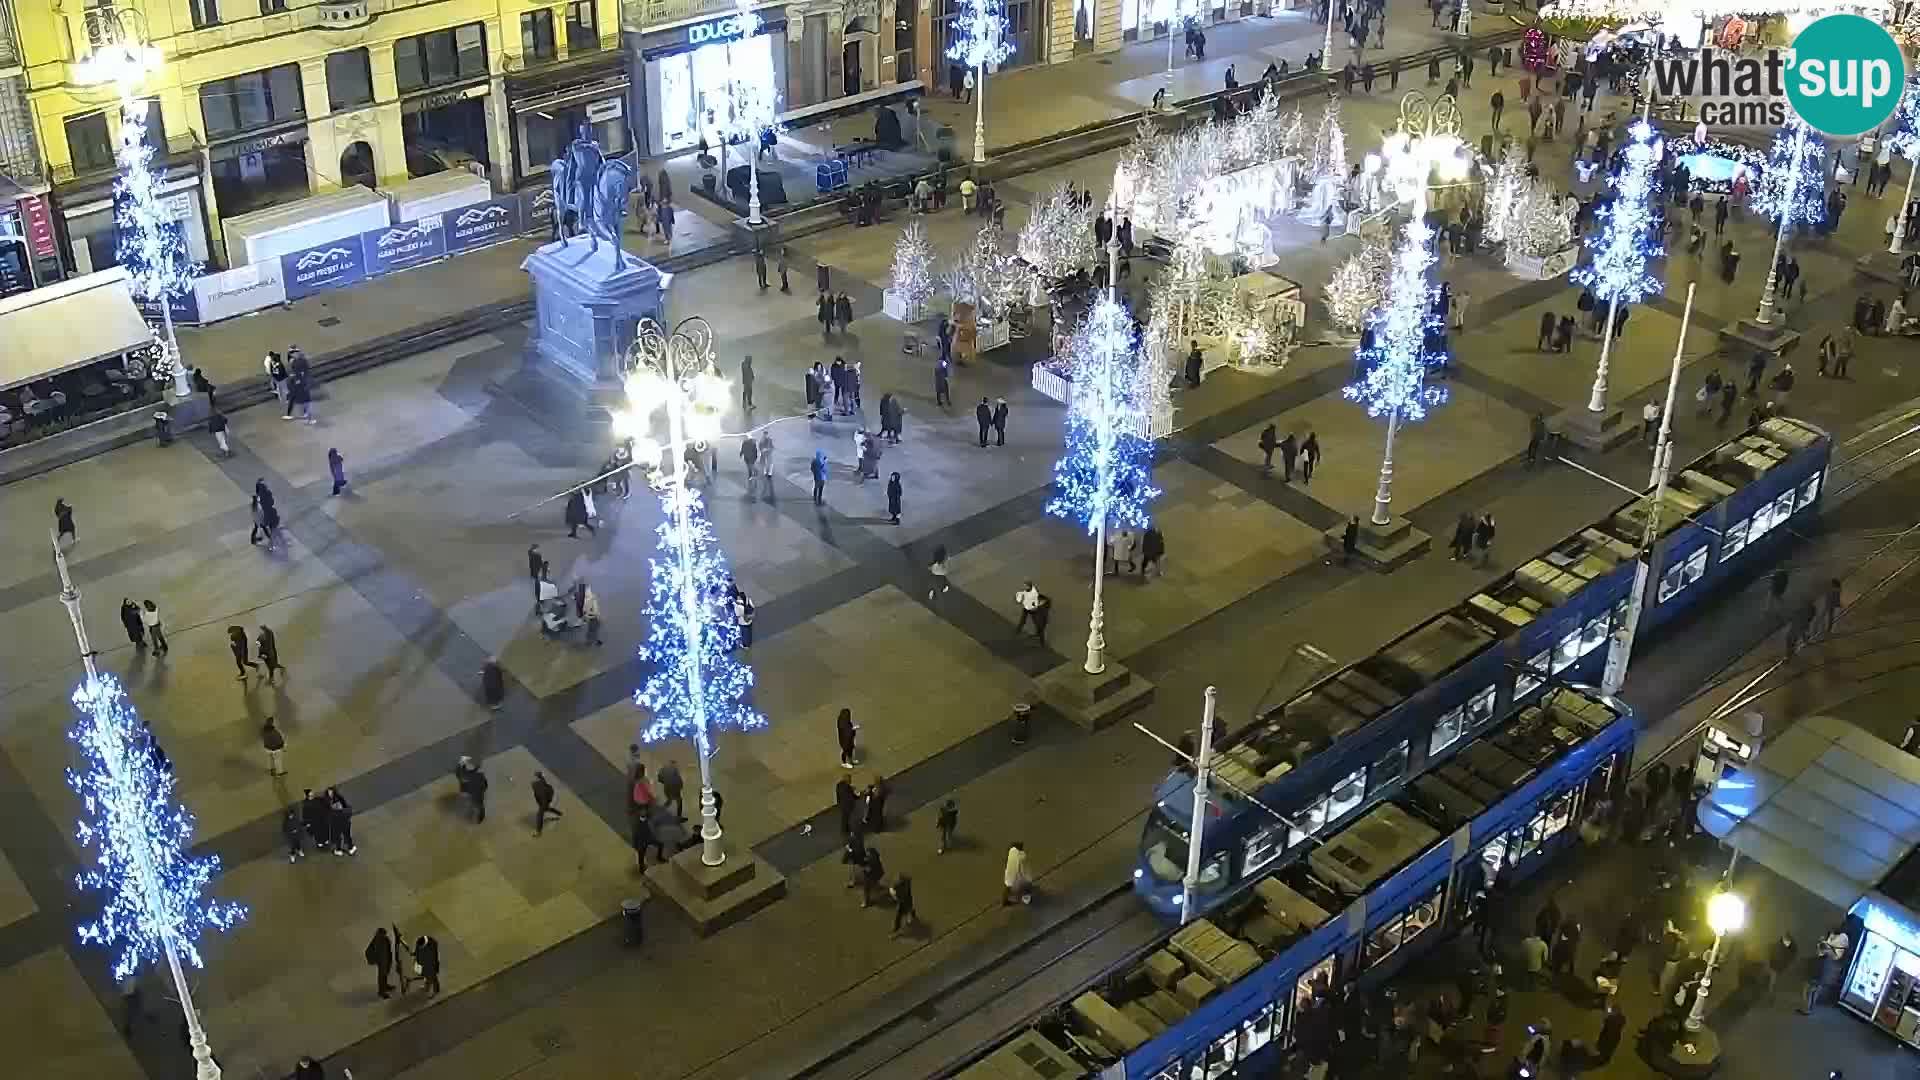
1786,14,1907,137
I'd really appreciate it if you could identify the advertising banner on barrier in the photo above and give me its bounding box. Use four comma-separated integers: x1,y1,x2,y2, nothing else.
362,216,446,276
281,236,370,299
521,184,556,238
193,260,287,323
445,197,522,254
135,288,201,326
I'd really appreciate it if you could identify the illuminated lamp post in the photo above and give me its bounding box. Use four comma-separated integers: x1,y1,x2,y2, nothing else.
721,0,779,226
1687,890,1748,1031
1751,118,1824,327
1570,120,1663,418
1885,76,1920,255
947,0,1014,166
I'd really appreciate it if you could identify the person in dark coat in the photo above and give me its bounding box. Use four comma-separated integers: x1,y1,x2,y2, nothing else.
810,450,828,504
120,598,147,649
1279,432,1300,481
481,657,505,710
836,776,858,834
1340,517,1360,566
1594,1004,1627,1062
293,1056,325,1080
1450,514,1475,561
256,626,283,683
1140,526,1166,577
835,292,854,334
865,775,892,832
1538,310,1557,351
1536,895,1563,944
886,472,903,525
366,927,395,998
532,770,562,835
414,935,441,996
631,811,664,865
565,489,594,537
302,788,333,850
282,805,305,861
891,873,919,935
1257,424,1278,470
975,398,993,447
837,707,859,767
818,294,834,340
991,398,1009,446
327,448,347,496
328,788,356,855
227,625,259,679
860,844,886,907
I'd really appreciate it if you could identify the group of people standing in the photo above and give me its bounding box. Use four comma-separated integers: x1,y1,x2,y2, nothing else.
282,785,357,860
264,345,317,424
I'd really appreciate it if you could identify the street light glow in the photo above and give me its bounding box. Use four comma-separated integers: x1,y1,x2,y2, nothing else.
1707,891,1747,935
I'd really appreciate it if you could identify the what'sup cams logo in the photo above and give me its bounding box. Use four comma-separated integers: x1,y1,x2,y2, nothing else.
1652,13,1907,136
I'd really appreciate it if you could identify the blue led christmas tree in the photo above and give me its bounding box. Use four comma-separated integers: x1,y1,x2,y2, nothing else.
1343,219,1448,525
1749,117,1827,232
1569,119,1662,414
69,672,245,982
114,99,197,392
1046,295,1161,534
1888,76,1920,253
635,481,766,750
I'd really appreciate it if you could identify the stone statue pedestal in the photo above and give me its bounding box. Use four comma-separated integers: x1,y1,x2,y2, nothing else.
519,236,668,416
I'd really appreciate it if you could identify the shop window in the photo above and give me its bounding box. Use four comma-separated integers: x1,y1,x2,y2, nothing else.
895,0,917,82
522,10,557,63
566,1,599,52
1552,627,1581,673
396,23,488,93
1720,515,1750,560
326,49,374,112
1515,650,1549,700
64,111,114,173
1799,473,1821,510
1243,818,1287,877
1369,739,1409,790
1429,706,1465,757
189,0,220,29
519,98,629,178
1466,685,1497,732
200,64,305,139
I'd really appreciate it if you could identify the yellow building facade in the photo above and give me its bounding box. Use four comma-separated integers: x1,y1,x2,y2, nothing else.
19,0,623,271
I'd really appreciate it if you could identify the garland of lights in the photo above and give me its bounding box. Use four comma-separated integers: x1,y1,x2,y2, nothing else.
1572,120,1664,309
1343,219,1449,424
1046,295,1161,533
634,481,766,747
70,673,246,982
1508,182,1576,258
889,220,937,313
115,97,197,385
1750,117,1827,231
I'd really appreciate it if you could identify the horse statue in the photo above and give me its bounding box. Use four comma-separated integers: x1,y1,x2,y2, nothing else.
548,156,572,239
563,127,604,238
589,158,636,267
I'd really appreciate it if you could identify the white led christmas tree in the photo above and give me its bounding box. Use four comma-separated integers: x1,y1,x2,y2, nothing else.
1018,181,1097,284
1325,238,1391,335
888,220,936,318
115,99,197,396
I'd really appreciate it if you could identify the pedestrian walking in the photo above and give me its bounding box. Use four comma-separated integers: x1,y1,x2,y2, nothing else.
1823,576,1844,636
1642,399,1660,446
837,707,860,768
657,759,685,819
414,935,441,997
818,293,834,340
141,600,169,655
208,410,231,457
282,805,305,861
992,398,1009,446
262,717,287,776
975,398,993,447
1770,566,1791,614
120,598,147,650
837,776,858,835
1003,841,1032,905
1525,413,1547,467
328,788,356,854
631,810,665,865
1015,581,1044,636
778,247,791,293
286,372,315,423
887,472,903,524
1300,432,1320,484
1538,311,1556,351
1450,513,1474,560
228,625,260,679
266,351,287,399
328,448,347,496
811,450,828,505
734,591,755,648
928,544,952,599
457,756,488,823
54,498,76,544
1490,90,1505,132
1279,431,1300,481
256,626,283,683
1258,424,1278,471
565,488,595,537
754,245,769,290
366,928,395,999
532,770,563,835
836,292,854,334
1140,526,1166,577
1594,1003,1626,1062
1473,513,1496,567
481,656,505,710
936,798,959,853
740,355,755,411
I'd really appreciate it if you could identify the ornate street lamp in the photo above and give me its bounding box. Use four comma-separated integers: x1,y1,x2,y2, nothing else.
946,0,1013,166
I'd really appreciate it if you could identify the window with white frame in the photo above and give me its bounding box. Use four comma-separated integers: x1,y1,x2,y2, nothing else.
1370,740,1410,790
1580,613,1608,656
1656,547,1708,603
1552,627,1581,673
1466,684,1497,732
1243,818,1288,877
1516,649,1550,700
1721,516,1751,559
1325,767,1365,823
1799,473,1821,510
1429,705,1466,757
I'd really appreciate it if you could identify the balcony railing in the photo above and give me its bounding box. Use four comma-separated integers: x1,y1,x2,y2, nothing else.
0,0,22,71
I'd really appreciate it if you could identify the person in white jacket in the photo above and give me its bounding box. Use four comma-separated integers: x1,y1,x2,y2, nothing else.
1003,841,1030,905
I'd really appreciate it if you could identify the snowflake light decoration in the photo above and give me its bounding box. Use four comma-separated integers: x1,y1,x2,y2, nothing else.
635,481,766,750
115,96,198,335
1047,295,1161,533
69,673,245,982
1343,220,1449,423
946,0,1014,72
1570,120,1663,308
1749,117,1827,231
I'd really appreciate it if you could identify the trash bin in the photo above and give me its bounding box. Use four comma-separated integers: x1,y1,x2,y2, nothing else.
621,897,646,946
152,409,172,446
1011,702,1032,745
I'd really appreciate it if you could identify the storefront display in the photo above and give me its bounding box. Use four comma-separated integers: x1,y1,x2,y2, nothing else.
507,54,630,186
636,10,789,158
1844,899,1920,1047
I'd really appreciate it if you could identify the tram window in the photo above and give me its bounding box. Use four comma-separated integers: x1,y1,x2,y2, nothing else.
1294,955,1336,1013
1750,501,1778,540
1289,797,1330,848
1552,628,1580,673
1772,492,1796,527
1326,767,1366,823
1242,1001,1278,1056
1479,834,1510,878
1244,818,1288,877
1579,613,1608,656
1516,650,1549,699
1144,813,1226,891
1364,917,1404,968
1370,739,1410,789
1196,1028,1239,1078
1151,1068,1180,1080
1403,883,1445,945
1721,516,1751,560
1429,706,1465,756
1799,474,1820,509
1466,685,1497,732
1612,597,1629,632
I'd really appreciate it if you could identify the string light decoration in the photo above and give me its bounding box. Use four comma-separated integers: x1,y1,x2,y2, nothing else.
948,222,1032,318
1279,105,1307,159
1507,182,1575,257
1344,219,1449,525
1522,27,1550,72
1886,76,1920,254
1047,295,1162,530
888,220,937,315
946,0,1014,163
1307,96,1348,182
1482,143,1530,245
1570,119,1663,413
717,0,781,224
69,672,246,983
1018,181,1098,285
1749,116,1827,232
116,97,197,392
1325,237,1391,334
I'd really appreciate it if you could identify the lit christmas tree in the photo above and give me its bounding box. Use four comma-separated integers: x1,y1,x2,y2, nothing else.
115,99,197,394
1522,27,1549,72
1569,119,1662,413
1344,219,1448,524
948,221,1031,317
1018,181,1098,284
1047,294,1161,532
1481,143,1530,246
888,220,936,316
1325,237,1391,334
1749,116,1827,233
1506,182,1574,258
69,673,246,983
635,481,766,747
1279,105,1307,159
1307,96,1347,181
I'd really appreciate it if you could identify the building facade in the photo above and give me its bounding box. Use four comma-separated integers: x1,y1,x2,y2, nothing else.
16,0,621,273
0,0,53,294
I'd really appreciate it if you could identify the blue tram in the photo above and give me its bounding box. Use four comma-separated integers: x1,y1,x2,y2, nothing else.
960,687,1635,1080
1133,416,1831,920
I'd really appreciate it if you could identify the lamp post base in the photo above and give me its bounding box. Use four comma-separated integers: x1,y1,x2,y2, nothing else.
1320,514,1430,571
643,844,787,937
1717,318,1802,361
1647,1021,1725,1079
1553,404,1639,452
1036,659,1155,731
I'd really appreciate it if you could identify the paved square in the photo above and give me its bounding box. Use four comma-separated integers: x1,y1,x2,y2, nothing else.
0,949,142,1080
